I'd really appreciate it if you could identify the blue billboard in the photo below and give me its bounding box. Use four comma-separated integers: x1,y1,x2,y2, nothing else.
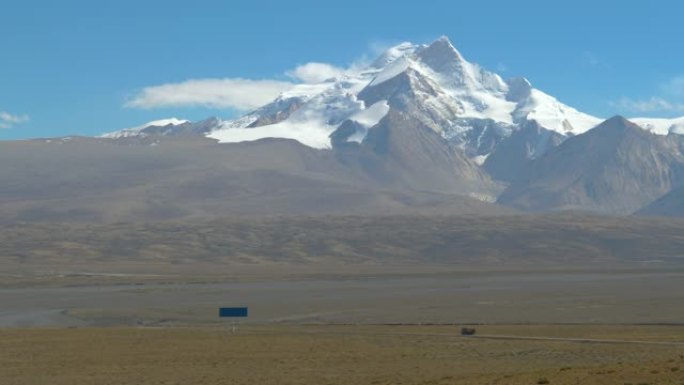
219,307,249,318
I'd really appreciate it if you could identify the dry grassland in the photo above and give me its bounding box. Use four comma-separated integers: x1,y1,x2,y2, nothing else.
2,325,683,385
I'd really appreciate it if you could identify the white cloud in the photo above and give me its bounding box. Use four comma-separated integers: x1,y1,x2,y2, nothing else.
126,60,354,111
126,61,346,111
611,76,684,114
125,78,296,111
286,62,346,83
611,97,684,113
0,111,30,129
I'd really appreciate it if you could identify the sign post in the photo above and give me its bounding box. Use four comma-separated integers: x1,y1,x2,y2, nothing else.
219,307,249,333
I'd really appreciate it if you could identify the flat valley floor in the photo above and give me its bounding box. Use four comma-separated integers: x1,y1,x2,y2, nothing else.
1,266,684,384
1,266,684,326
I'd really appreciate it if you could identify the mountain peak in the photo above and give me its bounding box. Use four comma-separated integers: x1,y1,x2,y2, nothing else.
580,116,654,143
434,36,461,53
599,115,641,131
418,36,465,69
606,115,629,123
371,41,418,68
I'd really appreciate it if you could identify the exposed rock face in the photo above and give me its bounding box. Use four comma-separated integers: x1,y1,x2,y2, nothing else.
498,116,684,214
357,68,463,134
348,109,499,196
247,97,306,127
484,120,566,183
636,185,684,217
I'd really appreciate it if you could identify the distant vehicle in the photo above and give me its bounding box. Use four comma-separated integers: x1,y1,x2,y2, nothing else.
461,327,476,336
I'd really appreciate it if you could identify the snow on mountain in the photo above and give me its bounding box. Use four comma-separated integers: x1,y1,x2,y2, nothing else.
511,88,603,134
415,36,508,95
370,42,418,68
210,95,390,149
631,116,684,135
369,55,412,87
102,118,189,138
208,36,607,154
209,63,384,149
105,36,684,159
346,101,391,143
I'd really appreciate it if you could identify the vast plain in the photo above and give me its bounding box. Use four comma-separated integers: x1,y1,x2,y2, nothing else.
2,215,684,384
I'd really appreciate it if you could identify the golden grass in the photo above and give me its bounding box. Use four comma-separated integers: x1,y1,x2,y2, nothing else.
1,325,683,385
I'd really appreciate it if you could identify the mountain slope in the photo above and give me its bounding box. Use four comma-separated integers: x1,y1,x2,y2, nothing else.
498,116,684,214
0,135,512,223
636,185,684,217
483,120,566,182
338,109,498,196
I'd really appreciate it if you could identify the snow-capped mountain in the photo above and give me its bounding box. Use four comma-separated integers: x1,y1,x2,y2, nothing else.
8,35,684,224
106,36,684,168
206,36,604,160
7,36,684,220
105,37,601,154
93,36,684,216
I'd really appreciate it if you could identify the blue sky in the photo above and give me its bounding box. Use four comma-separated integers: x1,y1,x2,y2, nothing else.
1,0,683,139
